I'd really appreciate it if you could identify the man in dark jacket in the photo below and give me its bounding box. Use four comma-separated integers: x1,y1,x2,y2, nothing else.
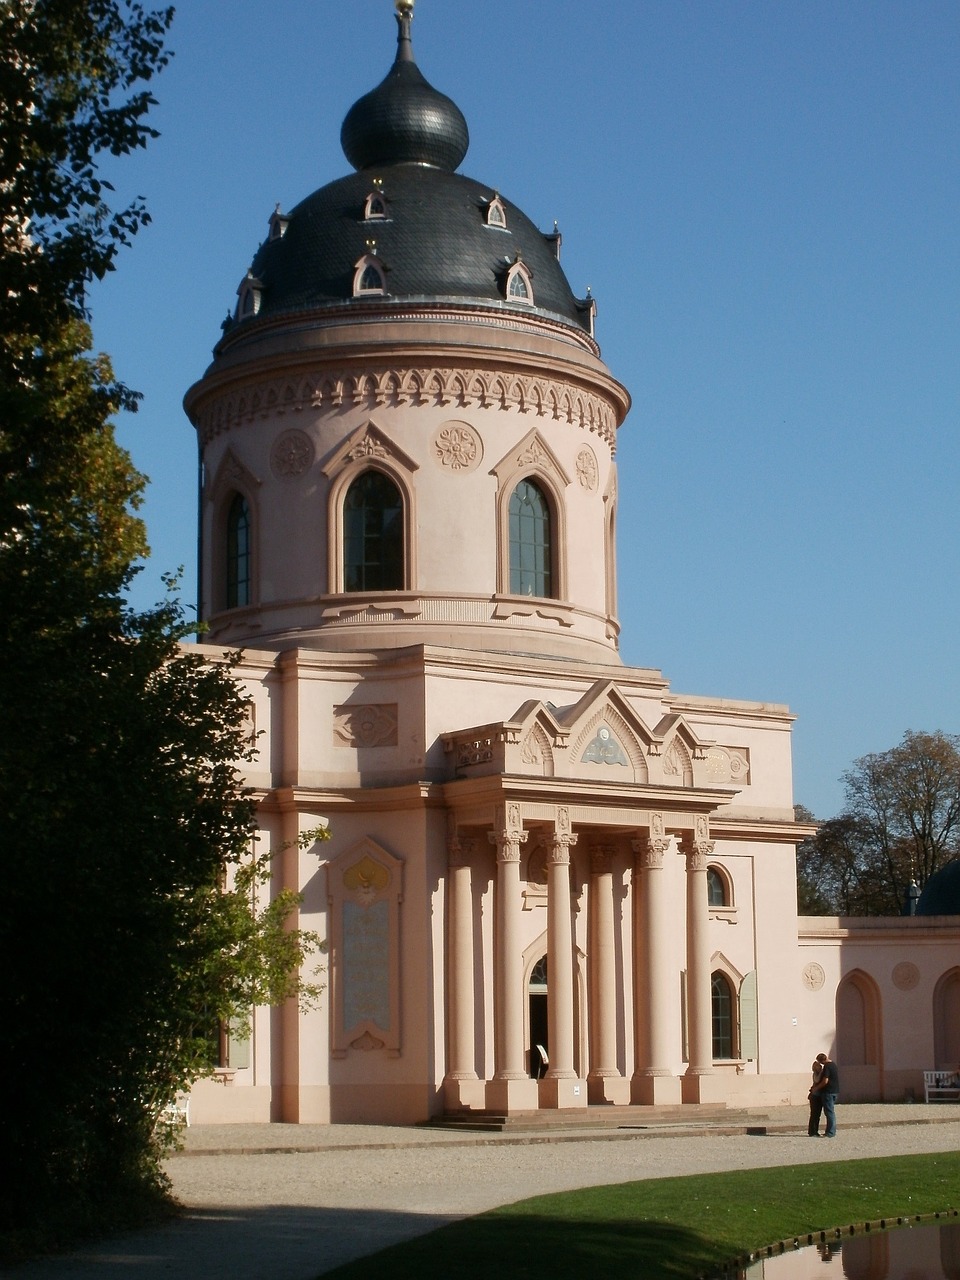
812,1053,841,1137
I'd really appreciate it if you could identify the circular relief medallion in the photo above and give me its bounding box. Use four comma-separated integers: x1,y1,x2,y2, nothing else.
433,421,482,472
802,962,825,991
576,446,599,491
892,961,920,991
271,429,315,479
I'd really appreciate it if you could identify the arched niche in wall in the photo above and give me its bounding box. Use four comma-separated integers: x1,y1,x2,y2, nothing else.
933,966,960,1068
836,969,882,1068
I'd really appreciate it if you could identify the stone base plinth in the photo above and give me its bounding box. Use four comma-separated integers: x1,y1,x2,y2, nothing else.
539,1076,588,1109
587,1073,631,1105
681,1071,728,1104
486,1076,540,1113
444,1076,486,1111
631,1073,683,1106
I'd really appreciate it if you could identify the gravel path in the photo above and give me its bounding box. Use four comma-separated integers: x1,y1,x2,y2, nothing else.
11,1106,960,1279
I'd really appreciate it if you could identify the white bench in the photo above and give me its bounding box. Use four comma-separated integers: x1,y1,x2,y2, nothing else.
923,1070,960,1103
160,1092,191,1127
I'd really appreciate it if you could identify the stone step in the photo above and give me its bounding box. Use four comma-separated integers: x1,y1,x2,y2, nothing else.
426,1102,757,1134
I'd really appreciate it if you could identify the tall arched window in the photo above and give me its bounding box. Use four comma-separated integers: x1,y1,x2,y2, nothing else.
711,972,735,1060
509,478,552,597
226,493,251,608
344,470,404,592
707,867,727,907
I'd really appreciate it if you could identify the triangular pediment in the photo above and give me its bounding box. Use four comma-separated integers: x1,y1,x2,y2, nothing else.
561,680,654,779
320,419,419,477
205,447,261,505
651,713,714,761
491,428,571,490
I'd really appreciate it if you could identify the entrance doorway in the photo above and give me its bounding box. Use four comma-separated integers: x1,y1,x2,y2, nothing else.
528,954,548,1077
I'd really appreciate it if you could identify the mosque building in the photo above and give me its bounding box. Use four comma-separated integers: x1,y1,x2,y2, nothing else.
182,1,959,1125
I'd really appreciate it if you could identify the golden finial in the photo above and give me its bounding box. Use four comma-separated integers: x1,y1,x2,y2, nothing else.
395,0,414,15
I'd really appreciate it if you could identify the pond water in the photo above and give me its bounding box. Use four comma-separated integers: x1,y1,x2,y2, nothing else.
731,1219,960,1278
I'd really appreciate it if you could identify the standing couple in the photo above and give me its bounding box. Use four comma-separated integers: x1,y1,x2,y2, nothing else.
808,1052,840,1137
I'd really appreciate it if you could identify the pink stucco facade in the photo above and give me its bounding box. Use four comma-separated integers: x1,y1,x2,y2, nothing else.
180,5,959,1126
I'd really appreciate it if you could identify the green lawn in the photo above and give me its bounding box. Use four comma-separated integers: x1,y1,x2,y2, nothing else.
321,1152,960,1280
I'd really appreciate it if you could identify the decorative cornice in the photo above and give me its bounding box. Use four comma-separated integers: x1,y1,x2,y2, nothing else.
193,365,619,451
214,300,603,361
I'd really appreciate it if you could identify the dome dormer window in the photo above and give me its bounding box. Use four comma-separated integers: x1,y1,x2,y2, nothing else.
484,194,507,229
363,181,390,221
235,272,263,320
505,257,534,305
353,251,387,297
268,204,290,241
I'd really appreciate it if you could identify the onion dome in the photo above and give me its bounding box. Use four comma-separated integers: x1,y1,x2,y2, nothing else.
217,1,597,344
341,1,469,172
916,859,960,916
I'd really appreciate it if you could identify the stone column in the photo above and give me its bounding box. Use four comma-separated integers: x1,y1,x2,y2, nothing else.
631,814,682,1105
587,846,630,1104
682,816,723,1103
486,803,538,1112
540,806,585,1108
443,822,484,1111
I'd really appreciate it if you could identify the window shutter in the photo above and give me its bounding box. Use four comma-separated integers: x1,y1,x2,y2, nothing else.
739,971,758,1061
227,1017,251,1070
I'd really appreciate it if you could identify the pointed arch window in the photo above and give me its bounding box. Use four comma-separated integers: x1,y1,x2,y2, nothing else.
268,205,289,241
506,262,534,304
364,191,389,220
485,195,507,228
343,470,404,592
509,478,552,597
711,972,735,1060
226,493,251,608
353,253,386,297
236,273,263,320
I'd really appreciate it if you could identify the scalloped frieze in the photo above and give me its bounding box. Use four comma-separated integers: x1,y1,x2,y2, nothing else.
194,366,618,450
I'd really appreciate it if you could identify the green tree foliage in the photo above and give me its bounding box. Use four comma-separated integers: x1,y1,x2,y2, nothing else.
796,731,960,916
0,2,326,1249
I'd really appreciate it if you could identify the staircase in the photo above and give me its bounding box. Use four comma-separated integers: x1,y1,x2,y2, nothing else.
424,1103,764,1134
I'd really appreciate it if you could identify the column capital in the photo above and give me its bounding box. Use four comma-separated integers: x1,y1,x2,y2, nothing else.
489,802,528,862
547,833,578,866
590,846,615,875
684,842,714,872
447,834,475,868
682,816,714,870
632,835,670,870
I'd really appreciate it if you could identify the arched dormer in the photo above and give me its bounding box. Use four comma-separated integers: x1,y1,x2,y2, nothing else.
363,187,390,220
235,271,263,320
484,194,507,229
504,256,534,305
268,204,290,241
353,251,387,296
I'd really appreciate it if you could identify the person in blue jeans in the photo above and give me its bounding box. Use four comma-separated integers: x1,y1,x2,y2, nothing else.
810,1053,840,1136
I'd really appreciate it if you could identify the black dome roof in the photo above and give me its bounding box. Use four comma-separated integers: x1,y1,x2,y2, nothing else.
223,4,593,340
916,859,960,916
241,166,587,330
341,7,468,172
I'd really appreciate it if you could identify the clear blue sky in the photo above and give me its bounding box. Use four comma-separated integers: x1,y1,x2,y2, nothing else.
90,0,960,822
